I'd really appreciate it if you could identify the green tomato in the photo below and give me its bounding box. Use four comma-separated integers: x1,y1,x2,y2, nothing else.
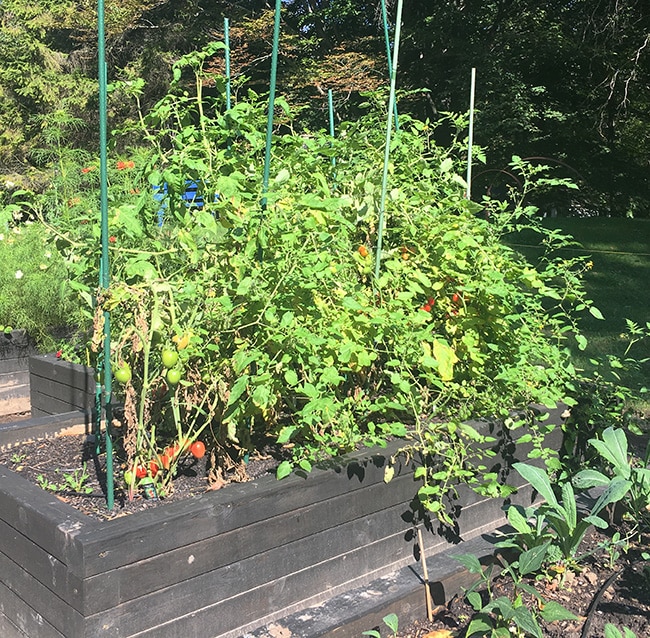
114,365,132,384
161,349,179,369
166,368,182,386
124,470,134,484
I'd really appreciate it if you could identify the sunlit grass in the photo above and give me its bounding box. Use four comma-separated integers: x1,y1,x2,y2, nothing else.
510,217,650,415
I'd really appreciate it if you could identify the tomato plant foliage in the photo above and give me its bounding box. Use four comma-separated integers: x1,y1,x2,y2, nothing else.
50,46,597,508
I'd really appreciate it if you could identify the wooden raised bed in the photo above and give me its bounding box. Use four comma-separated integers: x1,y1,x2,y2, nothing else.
0,330,37,375
0,407,565,638
29,354,95,420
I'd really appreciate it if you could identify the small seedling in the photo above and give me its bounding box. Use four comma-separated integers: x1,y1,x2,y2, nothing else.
57,463,93,494
604,624,637,638
36,474,60,492
362,612,398,637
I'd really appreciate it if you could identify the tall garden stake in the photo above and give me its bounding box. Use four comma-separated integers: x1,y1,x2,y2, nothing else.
374,0,404,280
380,0,399,130
261,0,282,213
97,0,114,509
466,67,476,200
224,17,232,111
328,88,336,173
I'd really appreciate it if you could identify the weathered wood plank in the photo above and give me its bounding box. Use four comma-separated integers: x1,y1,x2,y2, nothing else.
28,355,95,417
82,519,413,637
0,552,83,637
29,356,94,391
0,582,64,638
0,414,88,449
0,518,84,612
76,439,413,575
0,467,91,574
0,332,37,374
80,471,417,614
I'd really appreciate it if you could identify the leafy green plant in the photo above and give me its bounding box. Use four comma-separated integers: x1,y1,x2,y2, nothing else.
510,462,631,568
604,624,637,638
573,427,650,531
40,41,600,504
36,474,59,492
362,612,398,638
454,547,578,638
0,221,84,349
57,463,93,495
36,464,93,494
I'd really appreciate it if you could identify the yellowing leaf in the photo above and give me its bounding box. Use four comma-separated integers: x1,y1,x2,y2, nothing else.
433,339,458,381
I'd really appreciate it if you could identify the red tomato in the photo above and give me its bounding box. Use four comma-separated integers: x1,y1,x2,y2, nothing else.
135,465,147,479
159,454,171,470
190,441,206,459
149,460,160,476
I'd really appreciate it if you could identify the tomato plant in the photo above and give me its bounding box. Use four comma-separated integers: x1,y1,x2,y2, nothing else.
65,46,599,510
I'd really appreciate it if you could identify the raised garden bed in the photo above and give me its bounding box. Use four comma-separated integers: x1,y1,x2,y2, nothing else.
28,354,95,421
0,331,38,375
0,407,565,638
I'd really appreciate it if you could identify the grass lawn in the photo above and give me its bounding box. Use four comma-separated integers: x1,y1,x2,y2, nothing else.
509,216,650,413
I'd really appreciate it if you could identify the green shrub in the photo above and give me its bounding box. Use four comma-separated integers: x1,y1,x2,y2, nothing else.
45,46,598,505
0,221,83,349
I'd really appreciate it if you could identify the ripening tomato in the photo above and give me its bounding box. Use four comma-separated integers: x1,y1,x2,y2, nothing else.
159,453,171,470
358,245,369,257
452,293,461,304
161,349,179,369
166,368,182,386
114,365,131,384
190,441,206,459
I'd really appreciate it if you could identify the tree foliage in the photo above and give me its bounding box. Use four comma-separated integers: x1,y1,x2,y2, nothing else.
0,0,649,215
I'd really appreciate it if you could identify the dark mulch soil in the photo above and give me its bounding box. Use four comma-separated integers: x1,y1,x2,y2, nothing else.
0,429,281,521
394,525,650,638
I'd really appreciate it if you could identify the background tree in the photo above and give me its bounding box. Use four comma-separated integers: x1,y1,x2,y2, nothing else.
0,0,648,216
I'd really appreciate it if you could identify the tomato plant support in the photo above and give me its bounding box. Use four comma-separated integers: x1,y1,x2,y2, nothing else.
374,0,404,281
224,17,232,112
261,0,282,215
465,67,477,200
328,88,336,172
380,0,399,131
97,0,114,510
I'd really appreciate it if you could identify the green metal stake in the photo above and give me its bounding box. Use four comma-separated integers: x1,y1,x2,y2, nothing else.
224,18,232,111
261,0,282,211
97,0,114,510
465,67,477,200
374,0,404,281
380,0,399,131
